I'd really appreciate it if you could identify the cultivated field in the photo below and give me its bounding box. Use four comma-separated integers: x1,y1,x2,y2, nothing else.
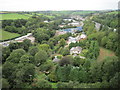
1,13,30,20
1,29,20,40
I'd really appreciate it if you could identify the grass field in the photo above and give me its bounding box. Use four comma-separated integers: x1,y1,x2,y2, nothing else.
97,47,115,62
107,11,118,15
1,13,30,20
1,29,20,40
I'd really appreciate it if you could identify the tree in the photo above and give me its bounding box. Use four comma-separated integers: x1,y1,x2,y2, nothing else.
32,79,52,88
59,38,66,47
69,67,79,81
6,49,26,63
35,50,48,66
2,47,11,64
62,48,70,56
4,26,17,33
14,63,35,88
38,44,50,52
22,39,32,51
2,61,17,84
20,54,33,64
101,36,108,47
73,56,84,66
59,55,73,66
55,65,72,81
2,78,10,88
28,46,39,56
39,60,54,72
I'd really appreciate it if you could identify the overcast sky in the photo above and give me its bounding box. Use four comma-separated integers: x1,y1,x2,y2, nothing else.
0,0,119,11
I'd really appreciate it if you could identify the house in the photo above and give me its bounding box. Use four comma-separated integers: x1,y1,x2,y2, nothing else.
53,56,60,63
68,22,80,27
63,19,73,21
44,20,49,23
70,46,82,55
68,36,77,45
80,33,87,39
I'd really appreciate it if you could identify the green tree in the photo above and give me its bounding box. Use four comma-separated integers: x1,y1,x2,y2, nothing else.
28,46,39,56
35,50,48,66
32,79,52,88
6,49,26,63
22,39,32,51
59,38,66,47
59,55,73,66
2,78,10,88
69,67,79,81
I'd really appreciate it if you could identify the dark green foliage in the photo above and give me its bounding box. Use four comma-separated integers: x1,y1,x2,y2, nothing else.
2,47,11,64
35,50,48,66
39,60,54,72
22,39,32,51
73,56,85,66
59,55,73,66
28,46,39,56
2,78,10,88
55,65,72,82
6,49,26,63
86,41,99,59
32,79,52,88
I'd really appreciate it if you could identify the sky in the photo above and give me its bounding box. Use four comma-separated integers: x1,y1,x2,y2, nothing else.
0,0,119,11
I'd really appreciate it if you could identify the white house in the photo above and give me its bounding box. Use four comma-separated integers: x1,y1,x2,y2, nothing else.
70,46,82,55
68,37,77,45
53,56,60,63
80,33,87,39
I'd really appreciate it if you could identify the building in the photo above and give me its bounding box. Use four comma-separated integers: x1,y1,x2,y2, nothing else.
70,46,82,55
80,33,87,39
44,20,49,23
63,19,73,21
53,56,60,63
68,36,77,44
68,22,80,27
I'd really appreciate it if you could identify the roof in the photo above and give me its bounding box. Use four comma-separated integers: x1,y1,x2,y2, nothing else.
70,46,82,52
53,56,60,63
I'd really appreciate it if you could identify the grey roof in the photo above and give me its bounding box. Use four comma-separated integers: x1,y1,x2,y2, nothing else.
53,56,60,63
70,46,82,52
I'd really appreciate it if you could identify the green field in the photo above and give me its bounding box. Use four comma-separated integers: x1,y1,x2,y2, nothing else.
107,11,118,15
1,13,30,20
1,30,20,40
97,47,115,62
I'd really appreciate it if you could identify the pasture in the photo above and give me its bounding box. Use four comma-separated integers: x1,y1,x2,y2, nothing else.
97,47,115,62
1,13,30,20
1,29,20,40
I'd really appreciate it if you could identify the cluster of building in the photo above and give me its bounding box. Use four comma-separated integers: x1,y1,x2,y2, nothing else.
0,33,35,47
53,32,87,63
55,27,83,36
67,33,87,45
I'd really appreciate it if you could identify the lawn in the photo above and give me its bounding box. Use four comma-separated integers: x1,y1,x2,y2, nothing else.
97,47,115,62
1,29,20,40
1,13,30,20
49,82,57,88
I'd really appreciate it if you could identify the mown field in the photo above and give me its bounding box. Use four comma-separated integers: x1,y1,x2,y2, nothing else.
97,47,115,62
1,29,20,40
1,13,30,20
